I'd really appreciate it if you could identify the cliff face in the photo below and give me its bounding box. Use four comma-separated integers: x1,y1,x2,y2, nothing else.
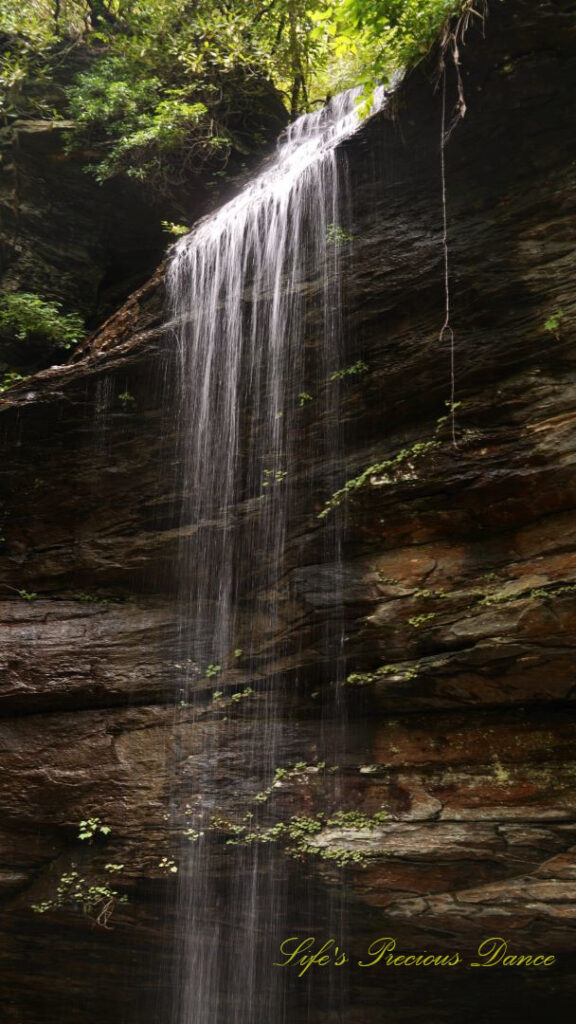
0,117,169,326
0,2,575,1022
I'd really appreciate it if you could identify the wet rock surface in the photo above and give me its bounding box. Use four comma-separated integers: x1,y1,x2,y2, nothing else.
0,1,575,1021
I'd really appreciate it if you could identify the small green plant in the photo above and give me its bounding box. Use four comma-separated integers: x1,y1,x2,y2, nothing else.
162,221,189,237
211,686,254,710
78,817,111,842
118,391,136,406
478,590,511,607
327,809,387,829
233,648,243,658
205,664,221,678
492,758,513,785
0,292,84,349
261,469,288,489
298,391,314,406
328,360,369,382
544,310,565,338
254,761,326,804
479,582,576,608
230,686,254,702
183,828,204,842
325,223,354,246
158,857,178,874
345,671,379,686
408,613,436,628
17,589,38,602
0,371,28,393
31,869,126,928
218,805,387,868
345,664,418,686
104,863,125,874
435,400,462,435
319,441,439,518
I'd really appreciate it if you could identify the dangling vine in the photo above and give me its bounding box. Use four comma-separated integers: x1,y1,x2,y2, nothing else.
437,0,488,447
438,67,457,448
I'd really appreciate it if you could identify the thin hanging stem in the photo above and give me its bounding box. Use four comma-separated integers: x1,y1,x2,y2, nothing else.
439,66,457,448
436,2,487,448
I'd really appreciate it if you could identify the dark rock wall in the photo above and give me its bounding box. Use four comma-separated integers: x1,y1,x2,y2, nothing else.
0,118,170,324
0,2,575,1021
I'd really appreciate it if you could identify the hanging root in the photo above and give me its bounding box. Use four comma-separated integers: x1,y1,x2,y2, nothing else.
438,69,457,449
95,897,115,929
439,0,488,139
436,1,488,448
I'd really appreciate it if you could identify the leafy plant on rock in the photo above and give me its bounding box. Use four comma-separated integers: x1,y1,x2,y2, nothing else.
0,371,28,393
31,868,127,929
544,310,565,340
318,440,439,518
0,293,84,350
328,359,368,381
77,817,111,842
218,806,388,868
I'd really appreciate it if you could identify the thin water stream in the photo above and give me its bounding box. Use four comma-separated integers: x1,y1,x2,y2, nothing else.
167,86,386,1024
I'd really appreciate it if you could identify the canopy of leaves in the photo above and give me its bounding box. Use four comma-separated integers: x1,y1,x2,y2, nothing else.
342,0,477,80
1,1,474,100
1,1,471,192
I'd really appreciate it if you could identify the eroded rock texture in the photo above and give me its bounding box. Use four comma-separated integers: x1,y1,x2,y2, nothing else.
0,1,575,1021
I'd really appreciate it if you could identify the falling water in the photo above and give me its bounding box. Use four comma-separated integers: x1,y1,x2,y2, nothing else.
167,85,385,1024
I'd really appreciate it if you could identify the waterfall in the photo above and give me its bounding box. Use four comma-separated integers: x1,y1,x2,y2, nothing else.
167,85,385,1024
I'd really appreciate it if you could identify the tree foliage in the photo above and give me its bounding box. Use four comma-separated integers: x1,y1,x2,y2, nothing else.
342,0,476,79
0,0,471,191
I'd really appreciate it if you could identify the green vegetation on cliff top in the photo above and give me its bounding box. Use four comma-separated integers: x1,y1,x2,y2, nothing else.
1,1,477,188
0,1,476,372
